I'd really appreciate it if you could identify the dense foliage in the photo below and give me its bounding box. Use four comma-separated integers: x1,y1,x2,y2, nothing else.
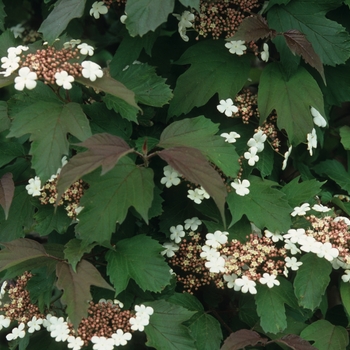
0,0,350,349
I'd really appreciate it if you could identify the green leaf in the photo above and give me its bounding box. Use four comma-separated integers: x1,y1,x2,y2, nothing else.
339,126,350,150
255,145,274,178
159,116,240,177
0,30,16,59
179,0,200,11
0,173,14,220
75,157,154,245
106,235,171,295
0,141,25,167
0,186,34,242
0,101,10,133
64,239,97,272
113,63,173,107
168,293,204,312
294,253,332,310
125,0,175,37
8,101,91,181
313,160,350,195
168,40,251,116
258,63,324,145
0,0,6,31
227,176,292,232
280,176,324,208
144,299,196,350
267,1,350,66
255,278,297,334
38,0,86,44
300,320,349,350
102,94,139,123
340,280,350,320
56,259,114,329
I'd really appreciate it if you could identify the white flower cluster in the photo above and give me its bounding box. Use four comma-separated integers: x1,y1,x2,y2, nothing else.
173,11,195,42
0,45,29,78
244,129,267,167
129,305,154,332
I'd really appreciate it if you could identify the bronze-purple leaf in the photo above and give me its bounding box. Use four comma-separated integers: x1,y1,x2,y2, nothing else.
56,133,133,202
275,334,316,350
228,14,276,42
221,329,268,350
283,29,325,83
0,173,15,220
158,146,227,225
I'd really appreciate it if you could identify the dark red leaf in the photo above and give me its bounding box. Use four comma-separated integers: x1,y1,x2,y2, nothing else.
221,330,268,350
158,146,227,225
229,14,276,42
0,173,14,220
283,29,325,83
56,133,133,201
275,334,316,350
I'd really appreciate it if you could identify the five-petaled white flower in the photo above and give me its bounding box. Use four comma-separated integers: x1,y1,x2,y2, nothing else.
316,242,339,261
307,128,317,156
298,235,317,253
135,304,154,318
161,242,179,257
265,230,283,242
55,70,74,90
27,316,43,333
205,230,228,249
260,43,269,62
231,179,250,196
244,146,259,166
90,1,108,19
225,40,247,55
91,336,115,350
184,217,202,231
26,176,42,196
111,329,132,346
312,204,331,212
221,131,241,143
217,98,239,117
234,276,257,294
0,315,10,330
291,203,310,217
81,60,103,81
67,335,84,350
77,43,94,56
205,256,226,273
129,316,149,332
259,273,280,288
169,225,185,243
160,165,181,188
224,274,237,288
6,322,26,341
282,145,292,170
173,11,195,42
14,67,37,90
10,24,25,38
200,245,220,261
285,256,303,271
311,107,327,128
283,228,306,243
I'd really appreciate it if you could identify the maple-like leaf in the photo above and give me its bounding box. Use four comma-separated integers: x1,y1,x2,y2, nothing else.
64,239,97,272
158,146,227,224
221,330,267,350
56,259,114,329
0,173,14,220
56,133,133,200
283,29,325,83
7,101,91,181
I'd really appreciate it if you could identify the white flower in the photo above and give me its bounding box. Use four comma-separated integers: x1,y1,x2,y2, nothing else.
225,40,247,55
200,245,220,260
223,274,237,288
50,321,69,342
26,176,42,196
1,54,20,76
184,217,202,231
112,329,132,346
6,322,26,341
27,316,43,333
316,242,339,261
259,273,280,288
91,336,115,350
14,67,37,91
54,70,74,90
220,131,241,143
187,187,209,204
8,45,28,56
0,315,10,330
291,203,310,217
298,235,317,253
283,228,306,244
334,216,350,226
174,11,195,42
161,242,179,257
67,336,84,350
0,281,7,297
81,61,103,81
170,225,185,243
205,256,226,273
312,204,331,212
231,179,250,196
135,304,154,318
120,14,127,24
285,256,303,271
342,270,350,283
63,39,81,49
205,230,228,249
197,186,210,199
264,230,283,242
282,145,292,170
90,1,108,19
244,146,259,166
77,43,94,56
260,43,269,62
307,128,317,156
42,313,53,330
311,107,327,128
10,24,25,38
234,276,257,294
160,165,181,188
284,239,301,255
129,316,148,332
217,98,239,117
247,130,267,152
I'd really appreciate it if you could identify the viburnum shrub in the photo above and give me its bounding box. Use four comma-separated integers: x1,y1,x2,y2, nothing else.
0,0,350,349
